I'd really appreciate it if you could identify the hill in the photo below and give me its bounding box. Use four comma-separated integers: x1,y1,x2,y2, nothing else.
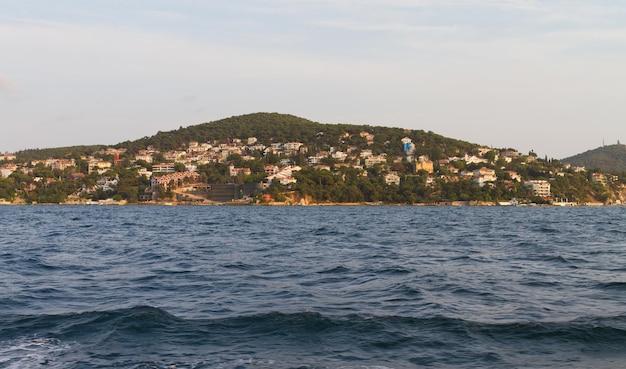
13,113,478,161
15,145,107,162
561,144,626,172
115,112,479,159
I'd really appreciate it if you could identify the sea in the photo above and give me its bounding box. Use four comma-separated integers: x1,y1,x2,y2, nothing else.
1,205,625,369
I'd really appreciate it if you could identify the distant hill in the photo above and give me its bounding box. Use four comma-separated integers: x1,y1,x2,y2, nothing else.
15,145,107,162
561,144,626,172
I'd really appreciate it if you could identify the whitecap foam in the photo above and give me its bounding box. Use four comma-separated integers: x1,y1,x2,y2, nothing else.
0,337,73,369
337,366,398,369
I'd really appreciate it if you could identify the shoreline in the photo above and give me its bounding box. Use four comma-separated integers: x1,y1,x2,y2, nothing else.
0,200,616,207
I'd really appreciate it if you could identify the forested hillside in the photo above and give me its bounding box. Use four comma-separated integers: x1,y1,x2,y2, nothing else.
115,112,479,159
16,145,106,162
562,144,626,172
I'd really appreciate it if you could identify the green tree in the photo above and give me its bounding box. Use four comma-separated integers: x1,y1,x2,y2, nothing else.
174,162,187,172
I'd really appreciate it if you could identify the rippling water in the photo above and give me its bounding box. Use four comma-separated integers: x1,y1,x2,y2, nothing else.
1,205,625,368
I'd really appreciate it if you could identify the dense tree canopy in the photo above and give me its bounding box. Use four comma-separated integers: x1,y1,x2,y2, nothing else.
562,144,626,172
115,113,478,157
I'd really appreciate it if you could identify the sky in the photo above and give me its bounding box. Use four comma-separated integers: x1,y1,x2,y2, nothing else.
1,0,625,159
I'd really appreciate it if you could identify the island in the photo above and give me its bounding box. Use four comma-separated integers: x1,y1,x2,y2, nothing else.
1,113,625,206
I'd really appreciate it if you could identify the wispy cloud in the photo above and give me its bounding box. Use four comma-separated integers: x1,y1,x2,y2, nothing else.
435,0,544,11
262,0,544,11
312,19,463,33
141,9,189,22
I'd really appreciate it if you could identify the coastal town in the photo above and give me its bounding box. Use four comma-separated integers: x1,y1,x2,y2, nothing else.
1,120,625,206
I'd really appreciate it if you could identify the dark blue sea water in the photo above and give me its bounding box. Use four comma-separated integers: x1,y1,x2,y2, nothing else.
1,205,625,368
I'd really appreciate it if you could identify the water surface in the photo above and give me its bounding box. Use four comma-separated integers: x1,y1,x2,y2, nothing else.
1,206,625,368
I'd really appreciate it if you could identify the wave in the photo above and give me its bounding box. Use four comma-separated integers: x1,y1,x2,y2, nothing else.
596,281,626,291
4,306,626,346
2,307,626,368
312,226,344,236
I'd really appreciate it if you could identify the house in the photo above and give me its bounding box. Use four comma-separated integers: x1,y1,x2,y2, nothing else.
359,131,375,144
0,164,17,178
384,172,401,186
265,166,302,186
264,165,279,176
365,155,387,168
472,167,497,187
248,144,266,152
88,160,112,174
137,168,152,178
97,176,119,192
415,155,434,173
151,171,199,191
332,151,347,161
50,159,76,171
284,142,304,152
314,165,331,171
501,149,520,160
152,163,176,173
163,151,186,162
264,147,280,156
229,165,251,177
506,171,522,182
525,180,551,197
401,137,415,155
307,155,325,165
135,152,153,163
464,154,489,165
591,173,607,185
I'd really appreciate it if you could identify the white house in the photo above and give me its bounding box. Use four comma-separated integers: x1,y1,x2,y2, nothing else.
365,155,387,168
525,180,551,197
384,172,401,186
472,167,497,187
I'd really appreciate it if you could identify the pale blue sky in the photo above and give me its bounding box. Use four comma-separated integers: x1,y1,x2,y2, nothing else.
1,0,625,158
